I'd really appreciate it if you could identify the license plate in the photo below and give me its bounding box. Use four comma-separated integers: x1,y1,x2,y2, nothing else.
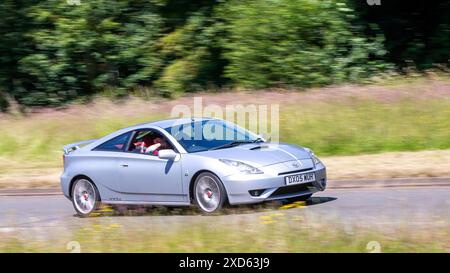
285,172,316,185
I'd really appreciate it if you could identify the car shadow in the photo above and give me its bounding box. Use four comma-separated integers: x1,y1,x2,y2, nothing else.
307,196,337,206
78,196,338,218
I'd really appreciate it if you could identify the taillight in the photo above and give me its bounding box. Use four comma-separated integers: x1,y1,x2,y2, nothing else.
62,154,66,167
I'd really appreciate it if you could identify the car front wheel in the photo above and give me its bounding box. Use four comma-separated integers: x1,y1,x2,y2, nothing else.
71,178,100,217
193,172,227,213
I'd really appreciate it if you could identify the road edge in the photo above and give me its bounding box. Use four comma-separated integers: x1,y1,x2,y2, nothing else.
1,177,450,196
327,177,450,189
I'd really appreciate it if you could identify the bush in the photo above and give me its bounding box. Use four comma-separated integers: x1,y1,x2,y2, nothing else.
218,0,388,88
16,0,163,106
5,0,449,108
155,10,224,96
0,91,8,111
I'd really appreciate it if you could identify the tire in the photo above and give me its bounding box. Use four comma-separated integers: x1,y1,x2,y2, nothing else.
193,172,227,213
71,177,100,217
283,194,313,204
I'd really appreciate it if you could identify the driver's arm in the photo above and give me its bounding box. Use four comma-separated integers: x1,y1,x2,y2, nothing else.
145,143,161,154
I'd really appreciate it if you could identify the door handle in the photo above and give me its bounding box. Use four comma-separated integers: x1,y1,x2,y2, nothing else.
120,164,129,167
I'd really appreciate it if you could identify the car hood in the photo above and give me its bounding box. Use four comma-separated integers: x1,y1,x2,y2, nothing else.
197,143,312,167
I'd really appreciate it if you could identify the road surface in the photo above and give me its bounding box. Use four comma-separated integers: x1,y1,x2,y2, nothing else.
0,186,449,237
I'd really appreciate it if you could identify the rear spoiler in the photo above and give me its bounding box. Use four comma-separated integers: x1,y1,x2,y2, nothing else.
63,139,97,155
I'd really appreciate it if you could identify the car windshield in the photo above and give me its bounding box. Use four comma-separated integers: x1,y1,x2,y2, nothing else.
164,120,262,153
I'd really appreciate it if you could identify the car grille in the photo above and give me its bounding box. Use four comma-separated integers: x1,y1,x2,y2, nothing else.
270,182,314,198
278,168,313,176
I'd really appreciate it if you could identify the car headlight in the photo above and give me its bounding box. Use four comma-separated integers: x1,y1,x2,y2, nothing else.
311,154,321,165
219,159,263,174
305,148,321,165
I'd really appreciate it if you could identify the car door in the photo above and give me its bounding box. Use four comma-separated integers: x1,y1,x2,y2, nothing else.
88,131,134,194
115,129,183,202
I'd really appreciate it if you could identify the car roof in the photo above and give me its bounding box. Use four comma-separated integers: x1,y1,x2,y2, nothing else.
80,117,220,153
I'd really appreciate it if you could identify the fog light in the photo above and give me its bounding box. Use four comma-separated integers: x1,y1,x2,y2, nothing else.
249,189,265,197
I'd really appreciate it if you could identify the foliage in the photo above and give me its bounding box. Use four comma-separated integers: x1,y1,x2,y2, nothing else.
349,0,450,69
155,10,224,97
9,0,163,106
0,0,449,108
218,0,387,88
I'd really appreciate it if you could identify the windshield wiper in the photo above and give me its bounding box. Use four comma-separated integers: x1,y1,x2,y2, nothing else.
252,137,265,143
209,141,254,151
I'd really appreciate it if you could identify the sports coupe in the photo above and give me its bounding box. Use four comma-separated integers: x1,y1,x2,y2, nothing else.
61,118,327,217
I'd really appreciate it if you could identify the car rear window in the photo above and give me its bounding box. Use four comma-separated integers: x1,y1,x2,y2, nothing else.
93,132,132,152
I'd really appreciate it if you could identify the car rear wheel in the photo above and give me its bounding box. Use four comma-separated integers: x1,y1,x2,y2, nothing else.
72,178,100,217
194,172,227,213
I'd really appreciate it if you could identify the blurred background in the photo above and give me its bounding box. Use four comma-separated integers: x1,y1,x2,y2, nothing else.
0,0,449,175
0,0,449,108
0,0,449,184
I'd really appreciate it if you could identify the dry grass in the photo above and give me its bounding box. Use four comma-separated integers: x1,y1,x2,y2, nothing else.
323,149,450,180
0,76,449,188
1,213,448,252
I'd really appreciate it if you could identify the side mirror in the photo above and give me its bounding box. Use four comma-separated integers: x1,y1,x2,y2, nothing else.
158,149,179,161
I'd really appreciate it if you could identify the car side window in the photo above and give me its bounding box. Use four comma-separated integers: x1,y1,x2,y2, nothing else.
128,129,174,155
93,132,132,152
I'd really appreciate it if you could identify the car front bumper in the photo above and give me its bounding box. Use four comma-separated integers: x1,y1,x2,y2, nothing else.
222,163,327,205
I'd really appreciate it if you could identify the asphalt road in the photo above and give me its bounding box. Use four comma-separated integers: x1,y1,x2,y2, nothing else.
0,186,449,237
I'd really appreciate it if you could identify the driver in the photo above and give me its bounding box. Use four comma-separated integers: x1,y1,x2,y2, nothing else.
146,136,169,156
133,134,154,154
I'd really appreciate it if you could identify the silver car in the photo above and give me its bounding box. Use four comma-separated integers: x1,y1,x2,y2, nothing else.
61,118,327,217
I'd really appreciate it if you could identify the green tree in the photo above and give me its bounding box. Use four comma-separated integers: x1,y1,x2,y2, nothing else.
0,0,37,109
349,0,450,69
18,0,163,106
218,0,387,89
155,9,225,96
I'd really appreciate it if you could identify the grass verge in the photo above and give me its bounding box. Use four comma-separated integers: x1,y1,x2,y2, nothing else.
0,215,448,252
